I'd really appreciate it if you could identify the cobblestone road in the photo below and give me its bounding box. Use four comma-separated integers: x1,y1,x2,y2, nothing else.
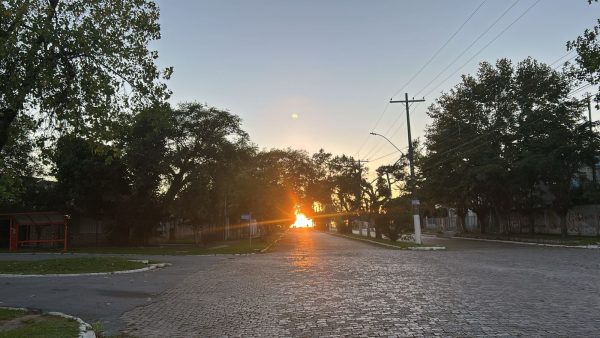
122,231,600,337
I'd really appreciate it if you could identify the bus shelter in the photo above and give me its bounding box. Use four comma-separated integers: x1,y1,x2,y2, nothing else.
0,212,68,251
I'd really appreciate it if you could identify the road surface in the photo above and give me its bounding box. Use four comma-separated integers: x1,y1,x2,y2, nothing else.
0,231,599,337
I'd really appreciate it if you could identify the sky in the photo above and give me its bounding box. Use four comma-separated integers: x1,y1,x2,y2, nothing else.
153,0,599,174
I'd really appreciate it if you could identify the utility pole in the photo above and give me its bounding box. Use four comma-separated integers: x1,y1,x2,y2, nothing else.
588,95,597,183
390,93,425,244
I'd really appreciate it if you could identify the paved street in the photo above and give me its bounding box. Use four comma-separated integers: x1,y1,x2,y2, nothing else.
1,231,600,337
122,231,600,337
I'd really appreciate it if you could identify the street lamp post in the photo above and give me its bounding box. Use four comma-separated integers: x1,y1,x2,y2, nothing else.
369,132,422,244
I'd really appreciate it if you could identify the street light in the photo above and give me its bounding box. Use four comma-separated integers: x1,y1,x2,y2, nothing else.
369,132,422,244
370,132,404,154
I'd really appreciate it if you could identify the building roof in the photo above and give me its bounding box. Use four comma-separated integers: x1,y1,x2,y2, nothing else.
0,212,65,226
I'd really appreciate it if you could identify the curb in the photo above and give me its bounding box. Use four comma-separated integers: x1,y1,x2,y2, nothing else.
328,232,446,250
0,307,95,338
0,262,171,278
260,229,289,253
453,236,600,249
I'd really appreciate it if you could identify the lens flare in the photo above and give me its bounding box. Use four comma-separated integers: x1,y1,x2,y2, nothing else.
291,213,313,228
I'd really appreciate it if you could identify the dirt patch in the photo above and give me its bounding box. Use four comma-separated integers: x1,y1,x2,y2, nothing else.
0,313,44,332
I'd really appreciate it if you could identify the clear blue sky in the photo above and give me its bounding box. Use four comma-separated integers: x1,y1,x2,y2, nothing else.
154,0,598,173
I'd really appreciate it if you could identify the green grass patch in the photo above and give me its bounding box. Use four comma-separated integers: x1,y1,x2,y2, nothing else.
66,232,282,255
0,309,26,322
0,257,147,275
0,309,79,338
0,231,284,256
335,233,424,249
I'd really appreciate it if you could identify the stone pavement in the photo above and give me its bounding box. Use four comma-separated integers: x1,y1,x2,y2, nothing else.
121,231,600,337
0,253,230,334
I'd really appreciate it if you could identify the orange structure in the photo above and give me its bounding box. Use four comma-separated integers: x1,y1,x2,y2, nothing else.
0,212,68,251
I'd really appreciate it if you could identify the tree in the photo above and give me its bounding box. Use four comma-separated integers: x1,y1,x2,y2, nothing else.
0,114,38,209
162,103,248,207
567,0,600,105
422,59,515,233
0,0,171,151
53,135,129,231
422,57,598,236
119,104,174,243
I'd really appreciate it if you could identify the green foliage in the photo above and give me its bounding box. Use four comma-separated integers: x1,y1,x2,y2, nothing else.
0,0,171,151
421,57,600,234
54,135,129,216
567,0,600,105
0,311,79,338
0,115,37,208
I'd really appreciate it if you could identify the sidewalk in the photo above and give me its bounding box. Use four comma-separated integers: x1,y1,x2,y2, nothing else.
452,235,600,249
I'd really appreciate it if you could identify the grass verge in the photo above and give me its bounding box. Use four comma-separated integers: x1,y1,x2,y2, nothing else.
0,309,79,338
333,233,424,249
67,231,283,255
0,257,148,275
456,233,600,246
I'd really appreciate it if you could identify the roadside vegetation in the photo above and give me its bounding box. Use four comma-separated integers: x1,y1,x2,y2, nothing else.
0,308,79,338
0,257,148,275
0,0,598,250
456,233,600,246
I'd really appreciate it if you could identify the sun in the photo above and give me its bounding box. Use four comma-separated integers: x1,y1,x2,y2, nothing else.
291,113,299,120
291,212,313,228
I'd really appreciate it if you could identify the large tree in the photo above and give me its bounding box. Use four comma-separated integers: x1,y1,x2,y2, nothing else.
567,0,600,105
162,103,249,210
0,0,171,151
422,58,598,235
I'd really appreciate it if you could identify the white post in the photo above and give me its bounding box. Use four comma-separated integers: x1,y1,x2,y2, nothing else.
414,214,422,244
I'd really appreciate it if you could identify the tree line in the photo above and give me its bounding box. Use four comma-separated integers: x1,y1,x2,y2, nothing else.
1,0,599,244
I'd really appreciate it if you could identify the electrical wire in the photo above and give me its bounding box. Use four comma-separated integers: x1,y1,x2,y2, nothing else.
415,0,522,98
390,0,489,100
357,1,489,158
421,0,542,98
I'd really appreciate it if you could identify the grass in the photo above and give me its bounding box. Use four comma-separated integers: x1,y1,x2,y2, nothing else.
66,231,282,255
0,310,26,322
0,309,79,338
0,257,148,275
0,231,284,256
335,233,424,249
457,232,600,246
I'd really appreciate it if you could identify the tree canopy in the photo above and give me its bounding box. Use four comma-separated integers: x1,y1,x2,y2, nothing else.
0,0,171,151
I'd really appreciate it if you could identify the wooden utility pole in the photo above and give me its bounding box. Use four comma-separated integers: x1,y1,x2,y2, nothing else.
390,93,425,244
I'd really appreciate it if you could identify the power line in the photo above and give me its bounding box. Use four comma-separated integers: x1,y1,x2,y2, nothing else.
549,50,575,67
419,86,587,174
569,83,594,96
367,103,412,157
414,0,522,98
358,1,488,158
390,0,488,100
421,0,541,98
553,54,577,70
355,102,391,157
370,150,402,163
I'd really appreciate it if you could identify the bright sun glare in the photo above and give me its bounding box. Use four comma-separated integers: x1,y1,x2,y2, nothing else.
291,213,313,228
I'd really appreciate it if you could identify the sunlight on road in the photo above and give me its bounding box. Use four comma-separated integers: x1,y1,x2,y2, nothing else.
290,213,314,228
289,230,316,272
